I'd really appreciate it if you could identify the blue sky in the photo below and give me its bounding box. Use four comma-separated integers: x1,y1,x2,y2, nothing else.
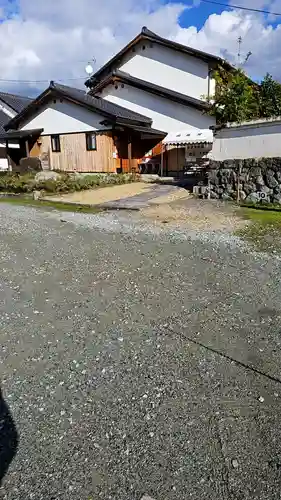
0,0,280,95
167,0,281,29
178,0,228,28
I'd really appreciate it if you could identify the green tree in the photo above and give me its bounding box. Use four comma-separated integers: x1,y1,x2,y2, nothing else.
259,73,281,118
208,66,259,124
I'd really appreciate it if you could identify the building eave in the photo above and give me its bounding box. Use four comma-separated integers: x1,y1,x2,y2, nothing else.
91,70,211,112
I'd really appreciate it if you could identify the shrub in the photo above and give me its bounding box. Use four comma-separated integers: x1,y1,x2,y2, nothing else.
0,172,139,194
0,173,36,193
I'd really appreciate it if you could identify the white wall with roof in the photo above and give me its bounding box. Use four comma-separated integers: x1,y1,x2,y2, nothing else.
119,41,213,101
99,84,215,133
21,100,109,135
210,118,281,160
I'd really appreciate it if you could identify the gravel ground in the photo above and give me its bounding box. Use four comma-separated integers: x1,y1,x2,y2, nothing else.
1,203,281,500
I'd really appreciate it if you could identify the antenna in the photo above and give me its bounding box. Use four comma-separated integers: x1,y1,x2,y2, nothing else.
85,57,96,76
237,37,252,68
237,36,242,68
244,51,252,63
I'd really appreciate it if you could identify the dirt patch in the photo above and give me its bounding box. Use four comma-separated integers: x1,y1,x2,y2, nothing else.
44,182,152,205
148,187,190,205
142,197,247,232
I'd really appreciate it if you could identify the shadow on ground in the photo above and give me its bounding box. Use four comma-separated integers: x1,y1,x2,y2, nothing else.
0,389,18,484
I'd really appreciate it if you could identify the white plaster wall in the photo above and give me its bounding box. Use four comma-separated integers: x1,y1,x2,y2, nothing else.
119,42,211,100
0,146,8,170
211,121,281,160
100,84,215,132
21,100,108,135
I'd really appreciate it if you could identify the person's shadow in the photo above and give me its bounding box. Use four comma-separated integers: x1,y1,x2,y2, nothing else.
0,388,18,484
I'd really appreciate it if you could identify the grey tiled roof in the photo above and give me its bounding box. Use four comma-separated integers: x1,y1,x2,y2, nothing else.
51,82,152,124
5,81,153,130
0,91,33,113
0,109,10,134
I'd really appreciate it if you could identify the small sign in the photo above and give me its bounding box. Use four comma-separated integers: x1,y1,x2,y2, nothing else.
257,191,269,200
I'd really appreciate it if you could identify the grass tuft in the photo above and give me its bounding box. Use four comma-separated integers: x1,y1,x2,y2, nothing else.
236,207,281,253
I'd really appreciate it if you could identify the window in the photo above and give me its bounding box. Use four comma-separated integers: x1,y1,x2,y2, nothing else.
51,135,60,152
86,132,97,151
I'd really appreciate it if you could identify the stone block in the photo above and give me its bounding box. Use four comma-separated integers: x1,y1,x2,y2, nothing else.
259,185,272,195
265,169,279,188
35,171,62,182
273,195,281,204
276,171,281,182
256,175,265,186
250,167,262,179
210,190,219,199
246,192,260,203
33,190,41,200
18,157,42,173
244,182,256,195
221,193,233,201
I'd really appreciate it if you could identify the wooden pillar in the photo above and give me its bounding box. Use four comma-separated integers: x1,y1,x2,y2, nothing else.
160,143,164,177
128,138,132,173
25,139,29,157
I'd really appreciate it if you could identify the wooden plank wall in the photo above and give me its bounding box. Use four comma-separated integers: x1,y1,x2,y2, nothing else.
166,147,185,173
43,132,116,173
119,159,139,173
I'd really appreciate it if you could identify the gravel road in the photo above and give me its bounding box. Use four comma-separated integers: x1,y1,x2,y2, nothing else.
1,203,281,500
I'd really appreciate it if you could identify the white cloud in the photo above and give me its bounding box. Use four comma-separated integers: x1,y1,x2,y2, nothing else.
0,0,186,94
0,0,281,96
174,8,281,80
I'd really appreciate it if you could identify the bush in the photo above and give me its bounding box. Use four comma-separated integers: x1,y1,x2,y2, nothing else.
0,172,138,194
0,173,36,193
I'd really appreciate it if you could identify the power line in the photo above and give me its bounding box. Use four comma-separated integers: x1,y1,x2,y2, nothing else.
0,58,96,84
201,0,281,16
0,76,86,84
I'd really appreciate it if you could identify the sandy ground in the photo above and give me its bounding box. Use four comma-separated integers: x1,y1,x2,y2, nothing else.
147,187,190,205
45,182,152,205
141,197,247,232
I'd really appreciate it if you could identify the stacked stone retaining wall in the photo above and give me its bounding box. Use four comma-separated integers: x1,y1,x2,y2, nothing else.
209,158,281,204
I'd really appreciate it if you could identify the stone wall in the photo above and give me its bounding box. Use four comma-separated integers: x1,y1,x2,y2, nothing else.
208,158,281,204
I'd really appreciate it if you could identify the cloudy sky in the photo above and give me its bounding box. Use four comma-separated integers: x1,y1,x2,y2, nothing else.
0,0,281,96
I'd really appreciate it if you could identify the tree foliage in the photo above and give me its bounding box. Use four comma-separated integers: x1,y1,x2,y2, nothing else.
259,73,281,118
208,67,281,124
